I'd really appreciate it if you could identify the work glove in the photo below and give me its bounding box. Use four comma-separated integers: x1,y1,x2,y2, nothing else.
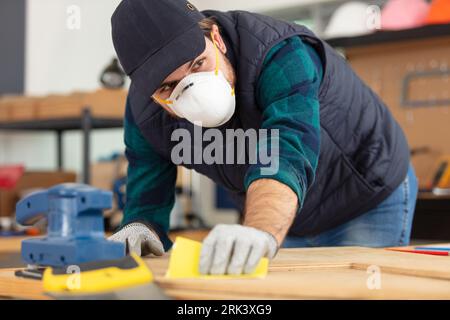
199,224,278,275
108,222,164,257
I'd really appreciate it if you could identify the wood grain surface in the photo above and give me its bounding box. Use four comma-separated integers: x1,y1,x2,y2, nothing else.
0,235,449,300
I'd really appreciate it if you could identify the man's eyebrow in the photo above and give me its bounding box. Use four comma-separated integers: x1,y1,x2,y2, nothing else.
159,58,199,89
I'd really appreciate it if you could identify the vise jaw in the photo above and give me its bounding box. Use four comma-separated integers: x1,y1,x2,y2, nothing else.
16,183,125,267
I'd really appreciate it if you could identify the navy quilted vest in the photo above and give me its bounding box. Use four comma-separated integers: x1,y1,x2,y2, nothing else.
127,10,410,236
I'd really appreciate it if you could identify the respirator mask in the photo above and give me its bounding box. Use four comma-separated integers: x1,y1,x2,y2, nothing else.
154,33,235,128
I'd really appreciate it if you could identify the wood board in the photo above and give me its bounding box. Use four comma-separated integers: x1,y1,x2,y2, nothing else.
270,246,450,280
0,269,49,300
0,241,449,300
145,246,450,300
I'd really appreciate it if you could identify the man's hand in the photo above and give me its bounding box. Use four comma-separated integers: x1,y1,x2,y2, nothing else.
199,179,298,275
199,224,278,275
108,222,164,257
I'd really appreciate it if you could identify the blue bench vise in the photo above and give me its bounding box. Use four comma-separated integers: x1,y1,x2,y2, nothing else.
16,183,125,267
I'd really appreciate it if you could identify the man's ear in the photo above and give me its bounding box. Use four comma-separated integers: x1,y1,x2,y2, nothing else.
211,24,227,54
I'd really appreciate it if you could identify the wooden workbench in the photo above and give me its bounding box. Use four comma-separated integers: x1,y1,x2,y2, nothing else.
0,234,449,300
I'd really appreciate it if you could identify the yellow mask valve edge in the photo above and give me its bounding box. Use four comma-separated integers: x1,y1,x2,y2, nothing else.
153,96,173,106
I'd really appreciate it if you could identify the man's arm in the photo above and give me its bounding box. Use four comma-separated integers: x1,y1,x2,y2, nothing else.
243,179,298,245
243,36,323,245
200,37,322,274
113,99,177,252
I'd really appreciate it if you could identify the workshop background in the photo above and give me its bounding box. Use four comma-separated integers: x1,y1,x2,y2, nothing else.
1,0,450,243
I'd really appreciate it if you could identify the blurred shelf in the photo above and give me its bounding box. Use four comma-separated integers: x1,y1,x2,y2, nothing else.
259,0,387,36
0,109,124,184
0,117,122,131
327,23,450,48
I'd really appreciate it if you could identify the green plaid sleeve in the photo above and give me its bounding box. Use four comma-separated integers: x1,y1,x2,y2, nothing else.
122,99,177,251
244,36,323,209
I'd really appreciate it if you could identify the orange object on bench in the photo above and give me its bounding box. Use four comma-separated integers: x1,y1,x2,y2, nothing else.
426,0,450,25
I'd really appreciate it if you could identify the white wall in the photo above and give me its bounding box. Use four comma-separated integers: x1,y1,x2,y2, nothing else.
0,0,125,174
25,0,123,95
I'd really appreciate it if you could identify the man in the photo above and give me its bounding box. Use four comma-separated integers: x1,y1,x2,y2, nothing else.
109,0,418,275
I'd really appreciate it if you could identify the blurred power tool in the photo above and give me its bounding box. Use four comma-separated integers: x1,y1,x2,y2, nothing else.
15,183,125,268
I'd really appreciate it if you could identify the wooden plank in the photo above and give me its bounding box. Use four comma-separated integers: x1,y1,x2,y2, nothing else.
0,238,24,253
145,247,450,300
155,270,450,300
0,243,449,299
0,269,49,300
270,247,450,280
1,260,449,300
0,96,38,122
163,289,285,300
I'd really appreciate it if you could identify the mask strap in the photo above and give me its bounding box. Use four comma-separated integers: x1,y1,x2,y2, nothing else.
210,31,235,96
210,31,220,76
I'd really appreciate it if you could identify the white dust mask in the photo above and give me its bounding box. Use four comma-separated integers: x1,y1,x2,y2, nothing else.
155,34,235,128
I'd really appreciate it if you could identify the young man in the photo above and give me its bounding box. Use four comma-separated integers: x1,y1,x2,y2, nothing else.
109,0,418,275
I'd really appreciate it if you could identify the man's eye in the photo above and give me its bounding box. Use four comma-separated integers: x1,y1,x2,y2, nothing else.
193,58,206,70
161,83,175,92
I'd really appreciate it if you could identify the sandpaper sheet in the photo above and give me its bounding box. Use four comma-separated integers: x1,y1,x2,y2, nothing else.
166,237,269,279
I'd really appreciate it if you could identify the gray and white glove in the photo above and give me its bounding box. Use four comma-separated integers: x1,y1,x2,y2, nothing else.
199,224,278,275
108,222,164,257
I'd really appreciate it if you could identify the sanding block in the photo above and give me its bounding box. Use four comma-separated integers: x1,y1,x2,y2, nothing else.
166,237,269,279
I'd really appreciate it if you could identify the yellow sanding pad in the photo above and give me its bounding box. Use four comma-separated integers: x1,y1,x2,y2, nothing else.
166,237,269,279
